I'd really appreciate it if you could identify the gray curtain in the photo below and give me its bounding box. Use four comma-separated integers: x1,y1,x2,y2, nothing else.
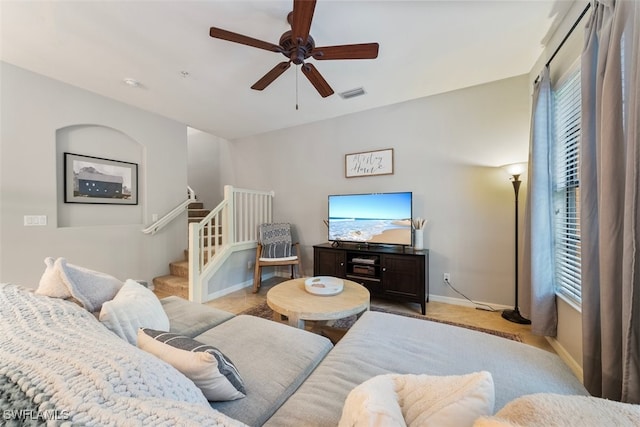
581,0,640,403
521,67,558,336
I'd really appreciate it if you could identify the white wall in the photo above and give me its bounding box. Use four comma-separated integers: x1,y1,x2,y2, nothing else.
223,75,531,307
207,249,259,297
187,127,225,209
0,58,539,317
0,62,188,287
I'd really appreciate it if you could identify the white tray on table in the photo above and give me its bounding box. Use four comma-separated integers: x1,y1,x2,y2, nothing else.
304,276,344,296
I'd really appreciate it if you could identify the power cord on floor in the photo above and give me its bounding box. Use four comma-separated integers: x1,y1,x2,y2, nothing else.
444,277,498,312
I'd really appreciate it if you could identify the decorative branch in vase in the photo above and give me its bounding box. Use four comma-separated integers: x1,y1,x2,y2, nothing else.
412,217,427,250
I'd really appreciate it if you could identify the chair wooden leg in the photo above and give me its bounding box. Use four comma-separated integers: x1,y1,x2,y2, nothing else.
253,264,261,293
253,244,263,293
294,242,304,278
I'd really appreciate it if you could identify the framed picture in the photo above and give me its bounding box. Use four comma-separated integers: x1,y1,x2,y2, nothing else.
345,148,394,178
64,152,138,205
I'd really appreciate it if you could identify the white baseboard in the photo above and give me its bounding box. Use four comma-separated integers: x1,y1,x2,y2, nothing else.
205,281,251,301
428,294,511,311
205,272,276,301
545,336,584,383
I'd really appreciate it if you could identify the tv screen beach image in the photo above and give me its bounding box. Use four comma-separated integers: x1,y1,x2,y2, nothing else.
328,192,412,245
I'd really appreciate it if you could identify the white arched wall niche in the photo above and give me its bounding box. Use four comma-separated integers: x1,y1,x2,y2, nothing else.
56,124,143,227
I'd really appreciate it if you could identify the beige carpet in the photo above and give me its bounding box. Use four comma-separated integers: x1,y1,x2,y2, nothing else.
240,301,522,342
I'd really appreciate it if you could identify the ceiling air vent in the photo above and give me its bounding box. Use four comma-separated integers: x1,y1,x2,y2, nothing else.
339,87,366,99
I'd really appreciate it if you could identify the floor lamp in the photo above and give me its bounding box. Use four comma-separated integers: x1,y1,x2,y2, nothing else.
501,162,531,325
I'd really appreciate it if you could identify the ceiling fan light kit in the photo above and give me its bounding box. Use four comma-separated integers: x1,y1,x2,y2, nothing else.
209,0,379,99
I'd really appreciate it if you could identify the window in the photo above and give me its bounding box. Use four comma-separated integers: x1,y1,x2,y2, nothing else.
552,68,582,305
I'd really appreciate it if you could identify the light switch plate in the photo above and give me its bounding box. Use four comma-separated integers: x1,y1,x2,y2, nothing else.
24,215,47,226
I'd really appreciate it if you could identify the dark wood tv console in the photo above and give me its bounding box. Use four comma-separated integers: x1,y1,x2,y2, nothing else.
313,243,429,314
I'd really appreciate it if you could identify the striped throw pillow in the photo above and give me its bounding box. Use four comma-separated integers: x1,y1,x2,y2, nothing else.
138,328,245,401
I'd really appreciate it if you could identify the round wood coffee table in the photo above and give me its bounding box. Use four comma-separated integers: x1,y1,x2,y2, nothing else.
266,278,370,329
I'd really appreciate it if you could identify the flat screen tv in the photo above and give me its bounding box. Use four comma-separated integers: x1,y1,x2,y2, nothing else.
328,192,413,246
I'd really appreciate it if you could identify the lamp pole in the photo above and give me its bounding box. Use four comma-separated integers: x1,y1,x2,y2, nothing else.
502,172,531,325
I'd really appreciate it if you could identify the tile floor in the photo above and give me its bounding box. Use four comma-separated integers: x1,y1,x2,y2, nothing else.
204,277,555,353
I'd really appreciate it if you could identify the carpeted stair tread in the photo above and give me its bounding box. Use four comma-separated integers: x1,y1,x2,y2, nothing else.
153,275,188,299
188,209,210,218
152,199,219,299
169,261,189,278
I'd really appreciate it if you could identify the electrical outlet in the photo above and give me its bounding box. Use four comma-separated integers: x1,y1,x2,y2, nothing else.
247,261,255,270
443,273,451,282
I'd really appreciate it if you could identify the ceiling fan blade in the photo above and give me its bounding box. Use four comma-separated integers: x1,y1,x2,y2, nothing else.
251,61,291,91
312,43,379,60
210,27,282,53
301,63,334,98
291,0,316,45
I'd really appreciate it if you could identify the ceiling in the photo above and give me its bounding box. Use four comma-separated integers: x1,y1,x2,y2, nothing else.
0,1,572,140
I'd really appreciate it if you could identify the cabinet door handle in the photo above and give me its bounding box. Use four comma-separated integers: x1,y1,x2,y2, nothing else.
340,262,344,266
382,267,386,272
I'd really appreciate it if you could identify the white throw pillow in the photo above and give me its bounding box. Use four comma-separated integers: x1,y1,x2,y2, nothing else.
339,371,495,427
36,257,123,311
137,328,246,402
99,279,169,345
36,257,72,299
473,393,640,427
340,374,407,427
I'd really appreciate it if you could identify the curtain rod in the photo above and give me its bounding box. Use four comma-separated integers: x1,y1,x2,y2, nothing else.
534,2,592,84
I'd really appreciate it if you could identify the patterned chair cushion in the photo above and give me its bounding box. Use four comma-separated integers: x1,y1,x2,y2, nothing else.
259,223,294,259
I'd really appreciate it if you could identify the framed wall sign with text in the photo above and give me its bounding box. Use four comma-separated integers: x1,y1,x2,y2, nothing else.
345,148,394,178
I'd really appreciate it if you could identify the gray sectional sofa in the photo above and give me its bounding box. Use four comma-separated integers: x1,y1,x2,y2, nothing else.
161,296,588,426
1,282,590,426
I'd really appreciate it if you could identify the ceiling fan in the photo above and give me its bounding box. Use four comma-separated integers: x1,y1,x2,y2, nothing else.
209,0,379,98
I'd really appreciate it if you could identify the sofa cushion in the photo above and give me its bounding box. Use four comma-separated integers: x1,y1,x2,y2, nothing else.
193,315,333,427
99,279,169,345
138,328,246,401
160,296,235,337
265,311,588,427
473,393,640,427
339,372,494,427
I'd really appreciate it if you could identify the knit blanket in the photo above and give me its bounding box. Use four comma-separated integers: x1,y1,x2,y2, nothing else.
0,283,246,426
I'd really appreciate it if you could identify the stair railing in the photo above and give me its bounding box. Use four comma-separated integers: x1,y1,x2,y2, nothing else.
188,185,274,302
142,187,197,235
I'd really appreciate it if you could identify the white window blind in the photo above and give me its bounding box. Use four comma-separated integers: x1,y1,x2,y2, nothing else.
552,68,582,305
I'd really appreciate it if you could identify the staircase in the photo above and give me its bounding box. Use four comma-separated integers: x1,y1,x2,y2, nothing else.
151,186,274,303
152,201,209,299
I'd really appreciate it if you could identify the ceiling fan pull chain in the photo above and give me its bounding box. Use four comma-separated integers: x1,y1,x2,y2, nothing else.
295,64,299,110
